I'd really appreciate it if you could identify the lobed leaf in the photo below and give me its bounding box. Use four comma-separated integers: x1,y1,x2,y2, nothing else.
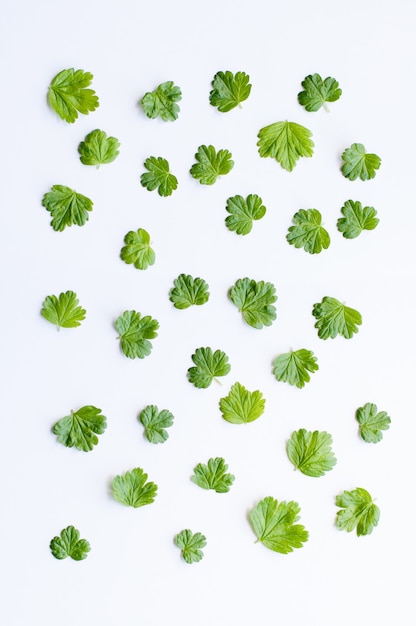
112,467,158,508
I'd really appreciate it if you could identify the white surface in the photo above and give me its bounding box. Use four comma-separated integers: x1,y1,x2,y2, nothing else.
1,1,415,624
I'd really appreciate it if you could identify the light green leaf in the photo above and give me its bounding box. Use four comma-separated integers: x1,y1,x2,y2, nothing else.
52,405,106,452
115,310,159,359
78,129,120,166
141,81,182,121
50,526,91,560
41,290,86,329
286,209,330,254
139,405,174,444
169,274,210,309
337,200,379,239
47,68,99,123
112,467,158,508
120,228,155,270
335,487,380,536
341,143,381,181
356,402,391,443
229,277,277,329
249,496,309,554
225,194,266,235
287,429,337,477
174,529,206,564
312,296,362,339
209,70,252,112
191,457,235,493
42,185,93,231
140,156,178,196
298,73,342,112
272,349,319,389
187,347,231,388
257,121,314,171
190,145,234,185
219,382,265,424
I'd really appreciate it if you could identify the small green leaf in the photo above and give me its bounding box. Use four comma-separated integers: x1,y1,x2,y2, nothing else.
120,228,155,270
287,429,337,477
191,457,235,493
257,121,314,172
312,296,362,339
286,209,330,254
78,129,120,166
229,277,277,329
341,143,381,181
47,68,99,123
188,347,231,388
225,194,266,235
139,405,174,444
335,487,380,536
50,525,91,560
190,145,234,185
41,290,86,329
337,200,379,239
53,405,107,452
219,382,265,424
272,349,319,389
209,70,252,112
42,185,93,231
115,310,159,359
169,274,210,309
141,81,182,121
249,497,309,554
112,467,158,508
174,529,206,564
298,73,342,112
140,156,178,196
356,402,391,443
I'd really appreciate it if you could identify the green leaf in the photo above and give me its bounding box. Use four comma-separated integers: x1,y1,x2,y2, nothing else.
139,405,174,444
174,529,206,564
47,68,99,123
115,310,159,359
41,290,86,329
169,274,210,309
78,129,120,166
191,457,235,493
219,382,265,424
190,145,234,185
209,70,252,112
229,277,277,329
257,121,314,172
225,194,266,235
298,73,342,112
335,487,380,536
120,228,155,270
188,347,231,388
272,349,319,389
42,185,93,231
112,467,158,508
287,429,337,477
337,200,379,239
52,405,107,452
249,496,309,554
140,156,178,197
341,143,381,181
286,209,330,254
356,402,391,443
50,526,91,560
141,81,182,121
312,296,362,339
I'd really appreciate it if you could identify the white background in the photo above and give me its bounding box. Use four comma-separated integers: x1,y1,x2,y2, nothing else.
1,1,415,624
